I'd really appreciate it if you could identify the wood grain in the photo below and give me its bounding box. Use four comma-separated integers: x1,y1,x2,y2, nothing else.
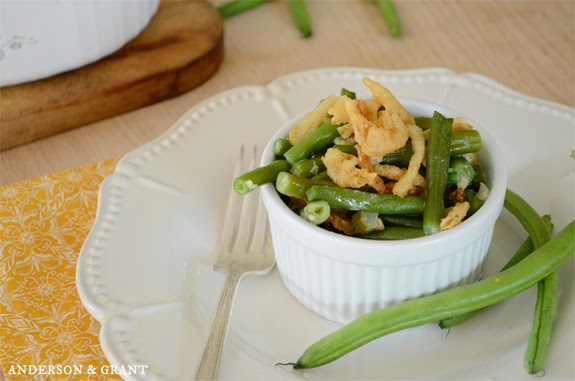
0,0,223,151
0,0,572,187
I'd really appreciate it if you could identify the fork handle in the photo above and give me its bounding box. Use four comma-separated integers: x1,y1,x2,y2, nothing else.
195,272,243,381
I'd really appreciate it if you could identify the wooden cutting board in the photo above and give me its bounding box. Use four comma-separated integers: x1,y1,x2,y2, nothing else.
0,0,223,151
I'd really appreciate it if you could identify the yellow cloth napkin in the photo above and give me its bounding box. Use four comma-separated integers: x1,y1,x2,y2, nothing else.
0,159,121,381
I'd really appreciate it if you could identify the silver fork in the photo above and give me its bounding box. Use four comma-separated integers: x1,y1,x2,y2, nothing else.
194,145,275,381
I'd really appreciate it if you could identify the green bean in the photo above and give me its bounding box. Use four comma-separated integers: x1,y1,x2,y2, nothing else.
288,220,574,369
379,130,482,166
300,201,330,225
357,226,425,240
414,116,432,130
351,212,383,234
218,0,269,18
273,138,293,157
422,112,453,235
311,170,331,182
503,190,555,375
233,160,291,195
290,157,326,178
463,189,484,216
306,185,425,215
373,0,402,38
340,88,356,100
333,144,357,155
439,215,552,329
505,214,553,269
379,215,423,229
471,164,487,188
289,0,312,38
284,121,340,164
275,172,332,200
447,157,476,189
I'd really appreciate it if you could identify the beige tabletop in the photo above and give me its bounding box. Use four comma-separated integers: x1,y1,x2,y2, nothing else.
0,0,573,187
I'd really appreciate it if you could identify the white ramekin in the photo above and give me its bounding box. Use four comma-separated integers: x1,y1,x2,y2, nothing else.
0,0,160,87
261,97,507,324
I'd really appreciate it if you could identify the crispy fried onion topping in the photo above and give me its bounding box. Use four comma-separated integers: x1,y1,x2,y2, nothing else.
372,163,426,189
452,116,474,131
289,94,338,145
362,77,415,125
440,201,470,230
322,148,386,193
345,99,410,158
393,124,426,197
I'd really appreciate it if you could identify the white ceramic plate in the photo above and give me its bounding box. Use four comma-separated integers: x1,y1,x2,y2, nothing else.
77,67,575,381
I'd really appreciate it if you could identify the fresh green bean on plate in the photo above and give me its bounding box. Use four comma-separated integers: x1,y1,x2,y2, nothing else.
232,78,574,376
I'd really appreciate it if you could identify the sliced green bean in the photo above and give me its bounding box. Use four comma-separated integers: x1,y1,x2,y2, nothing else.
289,0,312,38
340,88,356,100
288,220,574,369
300,201,330,225
463,189,484,216
275,172,332,200
311,170,331,182
290,157,326,178
273,138,293,157
306,185,424,215
379,215,423,229
439,215,552,329
422,112,453,235
333,144,357,155
379,130,482,166
357,226,425,240
373,0,402,38
351,212,383,234
284,121,340,164
233,160,291,195
218,0,269,18
414,116,432,130
503,190,555,375
447,157,476,189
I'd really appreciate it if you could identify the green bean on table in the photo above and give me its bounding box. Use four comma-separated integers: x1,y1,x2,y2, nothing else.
289,0,312,37
284,219,574,369
218,0,269,18
373,0,402,38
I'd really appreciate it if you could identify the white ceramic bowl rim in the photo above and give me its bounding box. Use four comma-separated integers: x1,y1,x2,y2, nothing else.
261,96,508,266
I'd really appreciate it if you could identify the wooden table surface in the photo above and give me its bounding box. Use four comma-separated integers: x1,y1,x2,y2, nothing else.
1,0,573,187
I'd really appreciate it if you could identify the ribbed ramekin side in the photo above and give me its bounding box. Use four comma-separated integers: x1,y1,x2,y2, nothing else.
270,218,496,324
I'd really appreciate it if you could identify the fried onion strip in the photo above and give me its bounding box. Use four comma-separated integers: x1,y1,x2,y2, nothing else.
322,148,386,193
393,124,426,197
362,77,415,125
440,201,470,230
289,94,338,144
345,99,409,158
